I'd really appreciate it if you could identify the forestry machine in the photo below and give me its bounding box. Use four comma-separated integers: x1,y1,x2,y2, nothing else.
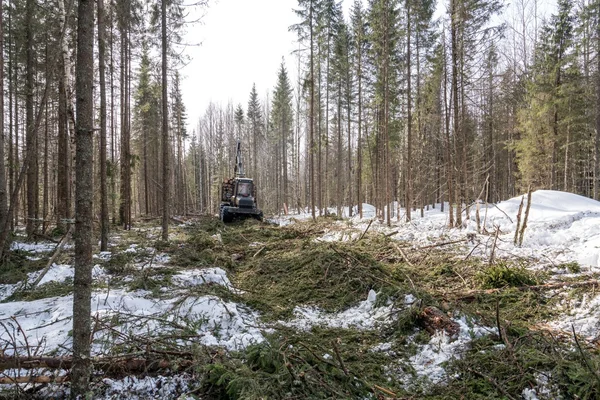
220,140,263,222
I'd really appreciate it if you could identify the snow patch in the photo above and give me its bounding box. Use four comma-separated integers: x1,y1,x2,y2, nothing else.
549,293,600,341
172,267,234,289
98,374,193,400
0,288,264,356
283,289,396,330
10,241,55,253
408,316,496,385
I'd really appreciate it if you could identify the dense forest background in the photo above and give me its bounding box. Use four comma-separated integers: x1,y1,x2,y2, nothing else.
1,0,599,239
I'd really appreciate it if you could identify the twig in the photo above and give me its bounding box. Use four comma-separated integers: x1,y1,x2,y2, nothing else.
495,300,513,353
372,384,397,397
253,246,265,258
571,324,600,387
392,243,414,268
489,225,500,265
357,219,373,242
29,225,74,289
331,340,348,376
418,238,467,250
464,242,481,261
491,203,514,224
467,367,517,400
297,342,342,372
11,317,31,359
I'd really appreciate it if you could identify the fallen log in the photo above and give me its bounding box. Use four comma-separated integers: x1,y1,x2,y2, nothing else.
0,356,72,370
0,375,69,384
0,355,193,375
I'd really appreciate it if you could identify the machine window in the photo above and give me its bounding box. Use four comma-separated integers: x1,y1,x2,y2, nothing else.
238,182,252,197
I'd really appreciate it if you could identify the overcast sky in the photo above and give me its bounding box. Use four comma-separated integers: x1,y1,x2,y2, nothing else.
180,0,300,135
179,0,556,135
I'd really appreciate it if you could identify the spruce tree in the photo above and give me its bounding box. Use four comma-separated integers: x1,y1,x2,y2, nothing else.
271,61,294,211
516,0,583,190
248,83,263,182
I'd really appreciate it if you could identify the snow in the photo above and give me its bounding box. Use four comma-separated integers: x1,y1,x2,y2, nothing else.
279,190,600,275
10,241,55,253
283,289,406,330
549,292,600,341
99,375,194,400
408,316,496,384
172,267,234,289
0,288,264,357
29,263,105,286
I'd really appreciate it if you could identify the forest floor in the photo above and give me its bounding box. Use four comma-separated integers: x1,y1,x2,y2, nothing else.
1,190,600,399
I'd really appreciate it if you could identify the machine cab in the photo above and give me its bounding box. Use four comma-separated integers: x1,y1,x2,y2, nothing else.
234,178,255,208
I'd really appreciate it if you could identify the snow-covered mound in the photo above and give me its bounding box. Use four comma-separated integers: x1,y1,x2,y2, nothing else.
483,190,600,269
278,190,600,271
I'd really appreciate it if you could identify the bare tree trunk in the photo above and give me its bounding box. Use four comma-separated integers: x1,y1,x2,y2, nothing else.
42,46,49,234
119,10,131,229
98,0,109,251
346,47,352,217
13,69,19,229
309,0,316,220
71,0,94,394
443,28,454,227
25,0,37,236
451,0,461,227
336,93,342,217
0,0,8,244
109,2,116,223
595,2,600,200
56,0,72,232
161,0,170,241
7,5,13,233
0,2,6,245
406,0,412,222
357,35,363,219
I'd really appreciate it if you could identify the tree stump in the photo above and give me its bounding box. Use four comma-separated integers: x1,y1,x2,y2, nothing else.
418,306,460,337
